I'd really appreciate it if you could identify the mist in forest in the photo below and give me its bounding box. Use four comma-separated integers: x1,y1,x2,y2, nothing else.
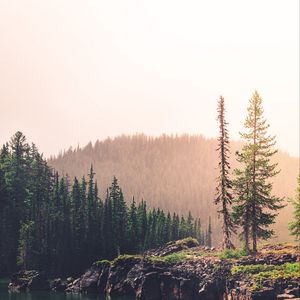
49,134,299,244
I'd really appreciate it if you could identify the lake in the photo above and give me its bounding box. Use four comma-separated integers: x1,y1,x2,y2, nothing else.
0,279,134,300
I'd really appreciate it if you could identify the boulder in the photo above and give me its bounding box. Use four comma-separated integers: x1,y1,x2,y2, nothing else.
9,270,50,292
106,256,140,296
50,278,66,292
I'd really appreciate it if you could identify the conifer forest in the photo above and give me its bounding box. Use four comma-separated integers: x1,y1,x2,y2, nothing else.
0,133,207,276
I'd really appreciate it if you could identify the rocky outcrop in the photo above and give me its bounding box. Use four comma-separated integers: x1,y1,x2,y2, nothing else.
8,270,50,292
8,241,300,300
65,260,111,294
145,238,199,257
64,242,300,299
66,256,229,299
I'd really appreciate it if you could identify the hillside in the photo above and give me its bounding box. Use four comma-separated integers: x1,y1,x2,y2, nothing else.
48,134,299,244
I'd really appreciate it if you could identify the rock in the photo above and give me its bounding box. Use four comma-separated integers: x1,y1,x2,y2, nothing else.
252,288,277,300
96,261,111,292
80,265,101,293
9,270,50,292
285,286,300,297
66,277,81,293
160,272,179,300
106,256,140,296
65,261,112,294
277,294,296,299
140,272,162,300
66,277,74,284
146,238,199,257
50,278,66,292
180,278,199,300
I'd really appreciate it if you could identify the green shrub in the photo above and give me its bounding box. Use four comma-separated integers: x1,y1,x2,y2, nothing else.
112,254,142,265
148,252,187,264
231,263,300,289
232,262,300,277
253,264,300,284
231,264,275,276
218,248,248,260
163,252,187,264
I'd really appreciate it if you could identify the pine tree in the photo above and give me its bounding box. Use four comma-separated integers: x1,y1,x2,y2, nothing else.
163,212,172,243
232,91,284,253
289,174,300,248
94,181,103,260
207,216,212,247
214,96,235,249
186,211,194,237
103,189,114,258
0,144,10,275
137,200,147,251
128,197,138,253
86,165,98,263
4,132,30,272
17,221,35,269
110,177,127,255
71,177,83,270
171,213,179,241
232,175,251,252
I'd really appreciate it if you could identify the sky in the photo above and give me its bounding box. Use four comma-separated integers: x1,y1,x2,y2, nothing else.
0,0,299,157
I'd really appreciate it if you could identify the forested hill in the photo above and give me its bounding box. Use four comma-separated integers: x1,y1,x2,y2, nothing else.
49,134,299,243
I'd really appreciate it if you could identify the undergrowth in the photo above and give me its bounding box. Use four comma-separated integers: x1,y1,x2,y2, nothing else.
231,263,300,291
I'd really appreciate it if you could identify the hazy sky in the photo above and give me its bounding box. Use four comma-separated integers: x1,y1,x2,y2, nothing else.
0,0,299,157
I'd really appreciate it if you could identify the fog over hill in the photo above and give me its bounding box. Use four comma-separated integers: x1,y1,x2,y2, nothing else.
49,134,299,245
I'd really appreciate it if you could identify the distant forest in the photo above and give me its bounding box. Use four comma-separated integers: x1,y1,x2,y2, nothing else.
49,134,299,244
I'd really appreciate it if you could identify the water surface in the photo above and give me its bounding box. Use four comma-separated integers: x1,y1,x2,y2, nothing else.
0,279,134,300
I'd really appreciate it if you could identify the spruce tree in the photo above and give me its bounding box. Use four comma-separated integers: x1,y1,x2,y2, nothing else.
207,216,212,247
289,174,300,248
171,213,179,241
214,96,235,249
128,197,138,253
103,189,114,258
17,221,35,269
5,132,30,272
186,211,194,237
71,177,83,269
137,200,147,251
232,91,284,253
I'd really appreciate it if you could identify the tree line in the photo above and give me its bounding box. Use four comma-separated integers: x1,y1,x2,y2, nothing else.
48,126,298,245
215,91,299,253
0,135,211,276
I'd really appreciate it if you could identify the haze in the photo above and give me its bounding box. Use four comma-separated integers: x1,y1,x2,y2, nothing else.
0,0,299,157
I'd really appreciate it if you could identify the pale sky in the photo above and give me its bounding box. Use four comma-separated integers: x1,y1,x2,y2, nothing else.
0,0,299,157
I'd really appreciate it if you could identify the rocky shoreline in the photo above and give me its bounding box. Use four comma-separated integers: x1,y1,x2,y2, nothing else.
8,239,300,300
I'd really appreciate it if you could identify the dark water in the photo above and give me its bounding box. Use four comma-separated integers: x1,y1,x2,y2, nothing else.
0,279,134,300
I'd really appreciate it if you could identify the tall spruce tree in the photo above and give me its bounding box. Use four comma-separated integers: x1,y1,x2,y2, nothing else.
103,189,114,258
5,132,30,272
207,216,212,248
127,197,138,253
232,91,284,253
214,96,235,249
289,174,300,248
